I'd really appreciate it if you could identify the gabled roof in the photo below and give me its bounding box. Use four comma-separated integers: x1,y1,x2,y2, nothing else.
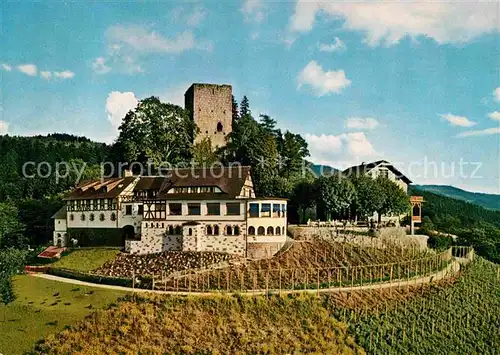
155,166,251,200
51,206,67,219
343,160,412,184
64,176,136,200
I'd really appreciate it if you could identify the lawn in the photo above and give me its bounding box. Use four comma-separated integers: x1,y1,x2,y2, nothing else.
50,248,120,272
0,275,127,355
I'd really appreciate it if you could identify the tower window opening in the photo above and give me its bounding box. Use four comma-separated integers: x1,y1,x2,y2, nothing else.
217,122,223,132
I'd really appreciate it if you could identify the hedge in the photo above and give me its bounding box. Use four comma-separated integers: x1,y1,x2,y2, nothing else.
67,228,124,247
47,267,154,290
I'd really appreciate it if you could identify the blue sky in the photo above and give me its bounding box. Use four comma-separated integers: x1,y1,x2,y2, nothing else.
1,1,499,193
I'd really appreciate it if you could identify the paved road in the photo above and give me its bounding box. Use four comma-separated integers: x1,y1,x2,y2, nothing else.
31,258,462,297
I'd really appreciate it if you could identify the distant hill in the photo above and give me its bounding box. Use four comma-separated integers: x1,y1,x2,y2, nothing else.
414,185,500,211
310,164,339,177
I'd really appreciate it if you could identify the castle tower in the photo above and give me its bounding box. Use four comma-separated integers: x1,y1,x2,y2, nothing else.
184,83,232,148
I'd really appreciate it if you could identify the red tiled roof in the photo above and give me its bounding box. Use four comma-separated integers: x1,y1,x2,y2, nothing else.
38,246,66,259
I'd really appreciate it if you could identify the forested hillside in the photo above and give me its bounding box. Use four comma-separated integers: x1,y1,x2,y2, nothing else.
415,184,500,211
410,186,500,263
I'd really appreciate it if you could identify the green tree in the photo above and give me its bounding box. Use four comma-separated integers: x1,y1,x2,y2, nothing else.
116,97,195,168
232,95,239,124
0,248,28,321
191,137,219,167
0,202,25,248
291,180,316,223
240,96,250,117
350,175,384,220
277,131,310,178
375,177,410,223
315,175,355,221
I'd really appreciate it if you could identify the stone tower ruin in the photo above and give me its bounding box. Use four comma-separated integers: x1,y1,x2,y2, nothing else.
184,83,232,148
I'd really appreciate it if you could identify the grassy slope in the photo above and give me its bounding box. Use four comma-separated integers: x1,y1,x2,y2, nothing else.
0,275,126,355
50,248,120,272
35,294,365,355
343,258,500,354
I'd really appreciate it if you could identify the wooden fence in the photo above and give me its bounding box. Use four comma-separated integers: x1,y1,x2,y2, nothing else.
146,246,473,293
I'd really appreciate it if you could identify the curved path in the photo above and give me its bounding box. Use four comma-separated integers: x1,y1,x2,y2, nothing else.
30,258,465,297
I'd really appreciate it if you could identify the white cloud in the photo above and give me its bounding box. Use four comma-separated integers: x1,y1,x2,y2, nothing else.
439,113,476,127
487,111,500,121
92,57,111,74
53,71,75,80
456,127,500,138
0,120,9,135
318,37,346,52
1,63,12,71
494,87,500,102
345,117,380,130
305,132,379,168
186,7,206,26
17,64,37,76
289,1,499,46
106,91,138,130
106,25,196,54
242,0,265,23
297,60,351,96
40,71,52,80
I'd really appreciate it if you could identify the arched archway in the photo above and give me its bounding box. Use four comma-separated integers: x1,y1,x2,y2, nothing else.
175,226,182,234
257,226,265,235
123,225,135,241
226,225,233,235
217,122,223,132
188,228,193,236
214,225,220,235
248,226,255,235
234,226,240,235
275,226,281,235
168,225,174,235
267,226,274,235
207,225,213,235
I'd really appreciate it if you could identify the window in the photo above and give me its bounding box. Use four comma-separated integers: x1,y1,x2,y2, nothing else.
273,204,281,217
207,225,213,235
100,213,105,221
257,226,265,235
125,205,132,215
248,226,255,235
168,226,174,235
138,205,144,215
214,225,220,235
282,204,287,217
267,226,274,235
217,122,223,132
110,213,116,221
188,228,193,236
69,214,74,221
234,226,240,235
275,226,281,235
89,214,95,221
226,203,241,216
188,203,201,215
226,225,233,235
249,203,259,218
261,203,271,217
169,203,182,215
379,168,389,179
80,214,86,221
207,203,220,215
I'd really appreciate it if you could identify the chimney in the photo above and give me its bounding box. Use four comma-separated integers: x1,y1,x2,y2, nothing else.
123,169,133,178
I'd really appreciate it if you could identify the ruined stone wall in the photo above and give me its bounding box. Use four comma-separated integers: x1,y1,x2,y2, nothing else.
185,83,232,147
247,242,284,259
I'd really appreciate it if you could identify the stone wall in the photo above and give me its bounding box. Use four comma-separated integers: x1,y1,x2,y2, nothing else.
185,83,232,147
247,242,284,259
288,226,429,250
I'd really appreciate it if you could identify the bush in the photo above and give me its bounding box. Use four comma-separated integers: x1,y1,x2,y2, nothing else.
47,267,153,289
67,228,124,247
427,234,453,250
